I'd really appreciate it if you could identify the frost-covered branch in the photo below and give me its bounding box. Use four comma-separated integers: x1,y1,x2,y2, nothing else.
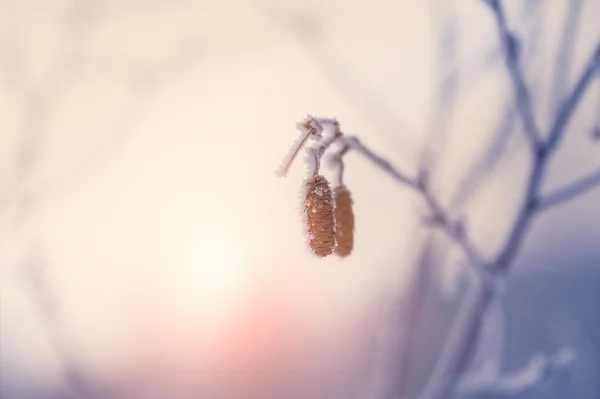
456,347,575,396
483,0,542,149
333,133,487,269
340,136,418,188
537,168,600,210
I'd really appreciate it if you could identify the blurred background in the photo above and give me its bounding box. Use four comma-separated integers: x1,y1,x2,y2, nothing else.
0,0,599,398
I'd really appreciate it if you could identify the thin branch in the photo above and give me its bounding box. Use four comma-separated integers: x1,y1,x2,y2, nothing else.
546,41,600,153
450,0,544,214
419,184,487,268
495,40,600,270
25,249,92,398
328,145,350,187
335,134,488,268
483,0,542,149
549,0,583,113
341,136,418,188
421,0,459,174
537,168,600,210
449,104,518,212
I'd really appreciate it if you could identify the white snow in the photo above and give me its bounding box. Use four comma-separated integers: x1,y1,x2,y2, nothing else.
457,346,576,395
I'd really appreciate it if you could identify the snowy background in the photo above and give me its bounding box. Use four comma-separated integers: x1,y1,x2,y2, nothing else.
1,0,599,398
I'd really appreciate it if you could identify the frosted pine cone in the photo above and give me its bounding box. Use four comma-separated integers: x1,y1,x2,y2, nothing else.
333,185,354,257
304,175,336,257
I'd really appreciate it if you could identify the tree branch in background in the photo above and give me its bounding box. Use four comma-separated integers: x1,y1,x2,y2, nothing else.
413,28,600,399
495,40,600,271
545,42,600,153
419,0,459,174
484,0,542,149
549,0,583,113
2,1,206,398
24,250,93,399
450,0,544,214
537,168,600,210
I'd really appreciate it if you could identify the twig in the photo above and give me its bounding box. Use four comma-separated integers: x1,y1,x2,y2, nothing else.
329,145,350,186
546,42,600,153
549,0,583,113
419,184,486,268
537,168,600,210
340,136,418,188
483,0,542,148
334,134,487,269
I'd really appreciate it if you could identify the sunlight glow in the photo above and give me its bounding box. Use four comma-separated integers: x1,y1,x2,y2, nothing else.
165,223,247,321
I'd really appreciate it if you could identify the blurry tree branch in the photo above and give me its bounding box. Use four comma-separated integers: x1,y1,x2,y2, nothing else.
537,168,600,210
391,1,543,395
449,0,544,214
549,0,583,113
413,19,600,399
495,41,599,271
24,248,94,398
545,44,600,153
484,0,542,149
1,1,204,397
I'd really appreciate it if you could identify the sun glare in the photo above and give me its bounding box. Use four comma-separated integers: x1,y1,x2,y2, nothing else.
164,223,247,320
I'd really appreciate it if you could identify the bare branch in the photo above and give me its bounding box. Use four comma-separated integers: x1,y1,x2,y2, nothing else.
340,136,418,188
334,134,488,268
419,183,487,268
24,249,93,398
546,41,600,153
537,168,600,210
327,145,350,187
494,40,600,270
549,0,583,113
449,104,518,211
483,0,542,148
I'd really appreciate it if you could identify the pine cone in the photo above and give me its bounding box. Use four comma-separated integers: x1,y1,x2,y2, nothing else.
333,185,354,257
304,175,336,257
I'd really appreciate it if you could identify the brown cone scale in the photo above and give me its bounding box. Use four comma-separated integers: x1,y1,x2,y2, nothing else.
304,175,336,257
333,185,354,257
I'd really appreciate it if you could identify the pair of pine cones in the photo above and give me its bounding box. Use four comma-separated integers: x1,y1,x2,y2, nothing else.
304,175,354,258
